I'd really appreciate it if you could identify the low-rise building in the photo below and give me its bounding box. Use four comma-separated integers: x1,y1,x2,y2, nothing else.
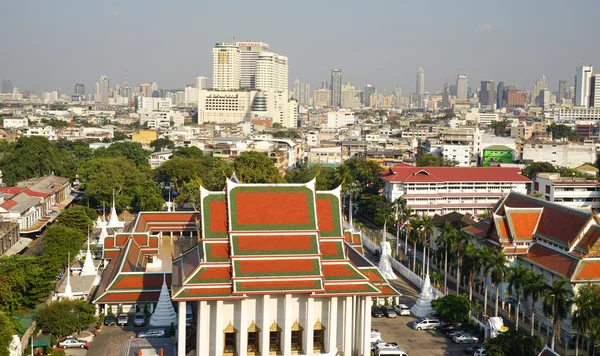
0,221,19,255
522,142,596,168
532,172,600,211
482,145,513,167
3,117,28,128
149,150,173,169
306,146,343,167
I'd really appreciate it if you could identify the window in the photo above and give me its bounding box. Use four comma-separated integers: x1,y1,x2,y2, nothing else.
313,319,325,352
269,322,281,354
291,320,303,353
247,321,260,354
223,322,238,356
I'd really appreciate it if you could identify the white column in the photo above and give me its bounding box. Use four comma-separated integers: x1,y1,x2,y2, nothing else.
362,296,372,356
343,296,352,355
239,299,248,356
283,294,292,355
305,296,314,353
197,301,209,356
214,300,224,354
177,301,186,356
357,297,365,354
261,295,270,356
327,297,338,353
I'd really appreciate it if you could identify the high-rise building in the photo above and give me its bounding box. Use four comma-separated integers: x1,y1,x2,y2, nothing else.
74,83,85,95
575,65,594,107
236,42,269,89
456,75,468,100
2,79,13,94
255,52,288,92
293,80,310,106
212,43,241,90
330,69,342,107
591,74,600,108
98,75,109,104
496,81,505,109
532,74,547,106
416,68,425,95
196,76,209,90
341,82,361,109
479,80,496,107
559,80,568,101
506,90,525,108
364,84,376,107
313,88,331,107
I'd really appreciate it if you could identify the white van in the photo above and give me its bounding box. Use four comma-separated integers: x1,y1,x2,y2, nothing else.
375,344,409,356
393,304,410,316
411,317,440,330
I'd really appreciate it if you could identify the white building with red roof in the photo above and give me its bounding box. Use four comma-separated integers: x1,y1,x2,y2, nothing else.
380,163,530,216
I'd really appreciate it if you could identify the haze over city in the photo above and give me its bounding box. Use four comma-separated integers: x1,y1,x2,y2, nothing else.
1,0,599,93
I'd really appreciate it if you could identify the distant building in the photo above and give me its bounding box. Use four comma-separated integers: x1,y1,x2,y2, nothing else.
0,221,19,256
364,84,376,107
479,80,496,108
212,43,241,90
341,82,361,109
506,90,525,108
313,88,332,107
482,145,513,167
2,79,13,94
330,69,342,107
549,107,600,121
532,172,600,211
559,80,568,101
293,80,311,106
98,75,109,105
236,41,269,89
522,142,596,168
74,83,85,95
496,81,505,109
575,65,593,107
132,130,158,148
456,75,468,100
326,111,355,129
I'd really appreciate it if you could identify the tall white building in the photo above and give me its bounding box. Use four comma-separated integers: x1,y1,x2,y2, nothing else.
196,76,209,90
197,90,254,124
326,111,355,129
416,68,425,95
99,75,109,104
591,74,600,108
456,75,468,100
341,82,361,109
255,52,288,92
236,42,270,89
532,74,547,106
212,43,241,90
293,80,311,106
575,65,593,107
331,69,342,107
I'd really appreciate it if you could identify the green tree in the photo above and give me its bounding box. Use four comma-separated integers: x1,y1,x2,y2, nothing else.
479,247,495,315
408,217,422,272
41,225,85,271
0,311,16,356
55,206,97,233
272,123,283,129
234,151,282,183
463,245,484,301
94,141,150,168
491,252,509,317
416,153,458,167
453,231,472,296
155,156,232,192
547,124,580,141
489,119,511,136
431,295,471,324
175,179,202,210
419,215,434,276
543,278,575,350
284,165,337,190
112,131,128,141
436,222,456,294
483,330,542,356
0,136,63,185
36,299,96,340
521,162,557,179
507,263,529,331
0,255,55,313
171,146,204,159
150,138,175,152
523,270,547,337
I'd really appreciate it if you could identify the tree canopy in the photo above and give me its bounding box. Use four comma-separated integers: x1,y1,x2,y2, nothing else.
36,299,96,339
171,146,204,159
0,311,16,356
522,161,590,180
155,155,232,192
0,136,64,185
416,153,458,167
55,206,98,233
41,225,85,271
431,295,471,324
546,124,580,141
234,151,282,183
0,255,55,314
284,165,337,190
150,138,175,152
482,330,542,356
93,141,150,168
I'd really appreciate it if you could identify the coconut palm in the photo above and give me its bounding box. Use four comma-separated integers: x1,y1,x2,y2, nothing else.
436,222,456,294
420,215,434,276
392,197,407,257
491,251,509,317
572,290,595,356
478,247,495,316
408,216,422,272
523,270,547,337
402,206,414,256
453,231,472,296
507,263,529,331
543,278,575,351
463,245,484,302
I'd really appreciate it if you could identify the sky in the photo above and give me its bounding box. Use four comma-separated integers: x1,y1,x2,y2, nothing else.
1,0,599,95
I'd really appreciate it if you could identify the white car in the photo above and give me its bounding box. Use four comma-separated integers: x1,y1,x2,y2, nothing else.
473,348,486,356
137,328,166,338
393,304,410,316
370,329,382,343
453,333,479,344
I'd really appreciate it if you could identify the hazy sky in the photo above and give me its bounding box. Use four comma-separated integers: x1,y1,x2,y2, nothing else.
1,0,598,95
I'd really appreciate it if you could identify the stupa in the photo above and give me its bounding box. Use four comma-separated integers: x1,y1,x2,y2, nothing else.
107,191,125,229
410,273,435,317
64,252,73,299
81,233,100,285
377,221,396,280
149,274,177,327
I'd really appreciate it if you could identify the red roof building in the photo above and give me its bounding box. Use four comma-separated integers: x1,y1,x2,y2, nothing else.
380,163,530,216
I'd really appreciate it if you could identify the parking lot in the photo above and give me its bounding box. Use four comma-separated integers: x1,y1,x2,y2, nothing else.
372,275,481,356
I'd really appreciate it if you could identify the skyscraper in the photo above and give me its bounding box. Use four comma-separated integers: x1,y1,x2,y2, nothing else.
364,84,376,107
575,65,593,107
496,81,505,109
99,75,109,104
2,79,13,94
591,74,600,108
236,42,269,89
532,74,547,106
212,43,241,90
74,83,85,95
416,68,425,95
330,69,342,107
196,76,209,90
255,52,288,92
479,80,496,107
558,80,568,102
293,80,310,106
456,75,468,100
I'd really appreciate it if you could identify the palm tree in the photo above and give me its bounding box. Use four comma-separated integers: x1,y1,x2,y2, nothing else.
490,252,509,317
507,263,528,331
463,245,484,302
478,247,495,316
436,222,456,294
543,278,575,351
408,217,422,273
403,207,414,256
420,215,434,276
454,231,471,296
392,197,407,258
572,291,594,356
523,270,547,337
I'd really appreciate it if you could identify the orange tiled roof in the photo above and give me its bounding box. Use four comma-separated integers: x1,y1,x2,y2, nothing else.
522,244,578,277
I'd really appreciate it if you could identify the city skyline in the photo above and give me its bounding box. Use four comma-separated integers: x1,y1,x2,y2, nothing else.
1,0,599,94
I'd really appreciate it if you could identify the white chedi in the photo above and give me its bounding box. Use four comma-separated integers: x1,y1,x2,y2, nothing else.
149,275,177,327
377,241,396,280
410,273,436,317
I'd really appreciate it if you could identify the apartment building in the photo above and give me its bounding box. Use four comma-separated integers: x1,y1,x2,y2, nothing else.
532,172,600,211
522,142,596,168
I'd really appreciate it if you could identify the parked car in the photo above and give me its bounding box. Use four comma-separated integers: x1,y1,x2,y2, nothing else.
138,328,166,338
463,345,481,354
393,304,411,316
453,333,479,344
58,338,88,349
133,312,146,326
371,306,385,318
383,306,397,318
446,329,467,338
103,314,116,326
117,313,129,326
411,317,440,330
374,343,409,356
441,323,462,332
370,329,382,343
473,348,486,356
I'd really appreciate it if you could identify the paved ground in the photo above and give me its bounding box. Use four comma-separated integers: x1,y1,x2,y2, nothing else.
86,321,174,356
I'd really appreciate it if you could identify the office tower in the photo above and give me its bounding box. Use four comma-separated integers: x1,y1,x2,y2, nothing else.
416,68,425,95
449,85,457,97
313,88,331,107
364,84,376,107
212,42,241,90
456,75,468,100
73,83,85,95
293,80,310,106
2,79,13,94
532,74,547,106
394,87,402,108
341,82,361,109
591,74,600,108
496,81,505,109
330,69,342,107
558,80,568,101
98,75,109,104
255,52,288,91
479,80,496,107
442,83,450,108
236,42,269,89
506,90,525,108
575,65,594,107
196,76,209,90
